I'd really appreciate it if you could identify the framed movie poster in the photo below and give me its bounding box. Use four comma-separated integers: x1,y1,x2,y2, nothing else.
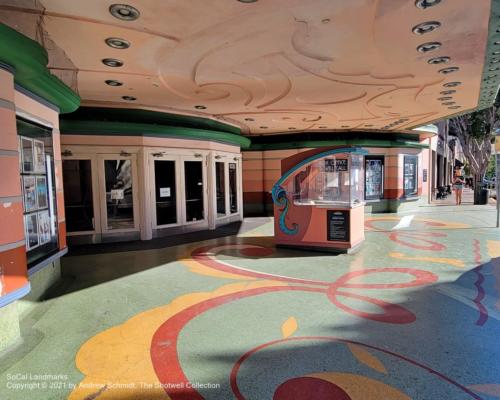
33,140,46,173
36,176,48,209
38,210,51,245
25,213,39,250
21,137,34,172
23,175,37,212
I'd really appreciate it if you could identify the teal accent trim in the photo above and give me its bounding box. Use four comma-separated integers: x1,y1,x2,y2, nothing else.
61,120,251,148
249,140,428,151
64,107,241,135
0,282,31,308
271,147,368,235
0,23,80,113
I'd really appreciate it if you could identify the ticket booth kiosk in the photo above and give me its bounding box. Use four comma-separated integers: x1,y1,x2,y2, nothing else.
272,147,367,253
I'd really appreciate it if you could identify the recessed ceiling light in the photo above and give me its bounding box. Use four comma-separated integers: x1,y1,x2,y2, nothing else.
194,105,206,109
448,105,461,109
105,79,123,86
288,127,296,130
319,126,328,128
417,42,442,53
341,125,350,128
412,21,441,35
415,0,441,9
365,124,374,127
260,126,268,129
438,96,452,101
489,67,500,71
443,82,461,88
322,18,330,24
238,0,258,2
442,101,456,105
102,58,123,67
428,56,450,64
438,67,459,74
105,37,130,49
109,4,140,21
440,90,456,95
244,118,254,121
492,59,500,63
122,96,136,101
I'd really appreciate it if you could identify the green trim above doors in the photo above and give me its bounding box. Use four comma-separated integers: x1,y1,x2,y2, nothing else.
247,139,429,151
60,120,251,148
0,23,80,113
63,107,241,135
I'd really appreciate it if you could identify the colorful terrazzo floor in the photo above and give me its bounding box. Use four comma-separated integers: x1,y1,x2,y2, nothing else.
0,204,499,400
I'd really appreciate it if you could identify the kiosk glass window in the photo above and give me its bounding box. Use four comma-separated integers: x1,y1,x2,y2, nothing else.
403,155,418,196
104,159,134,229
154,160,177,226
365,156,384,200
215,162,225,217
184,161,204,221
63,160,94,232
18,119,59,268
229,162,238,213
289,153,362,206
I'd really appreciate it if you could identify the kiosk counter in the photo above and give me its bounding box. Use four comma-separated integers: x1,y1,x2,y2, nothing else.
272,147,367,253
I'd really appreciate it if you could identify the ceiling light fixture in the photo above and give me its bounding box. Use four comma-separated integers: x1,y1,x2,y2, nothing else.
260,126,268,129
442,101,456,105
244,118,254,121
448,105,461,109
288,127,296,130
122,96,136,101
428,56,450,64
102,58,123,67
109,4,140,21
412,21,441,35
194,105,206,110
443,82,462,87
415,0,442,9
341,125,350,128
319,126,328,128
237,0,258,2
105,79,123,86
105,37,130,49
437,96,452,101
438,67,459,74
417,42,442,53
440,90,456,95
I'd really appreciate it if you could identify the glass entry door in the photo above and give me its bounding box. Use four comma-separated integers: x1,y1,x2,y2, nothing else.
213,158,240,221
184,159,206,223
98,154,139,233
151,153,207,230
152,156,180,228
63,159,95,232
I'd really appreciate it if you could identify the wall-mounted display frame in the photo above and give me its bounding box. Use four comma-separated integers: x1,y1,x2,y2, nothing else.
18,118,59,267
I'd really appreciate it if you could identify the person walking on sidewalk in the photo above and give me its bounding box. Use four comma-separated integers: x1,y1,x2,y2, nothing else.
453,174,465,205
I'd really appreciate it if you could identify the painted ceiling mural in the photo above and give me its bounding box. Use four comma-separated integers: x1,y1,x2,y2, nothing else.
0,0,491,134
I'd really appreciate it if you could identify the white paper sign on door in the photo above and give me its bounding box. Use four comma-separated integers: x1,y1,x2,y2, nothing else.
159,187,171,197
110,189,124,200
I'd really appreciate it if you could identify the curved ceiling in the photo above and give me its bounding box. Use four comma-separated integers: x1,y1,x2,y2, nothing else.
0,0,493,135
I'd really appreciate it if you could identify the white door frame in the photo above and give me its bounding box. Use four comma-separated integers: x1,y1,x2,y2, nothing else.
97,153,140,234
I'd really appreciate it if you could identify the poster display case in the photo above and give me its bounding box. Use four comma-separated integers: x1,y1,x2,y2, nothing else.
18,119,59,267
273,148,367,253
